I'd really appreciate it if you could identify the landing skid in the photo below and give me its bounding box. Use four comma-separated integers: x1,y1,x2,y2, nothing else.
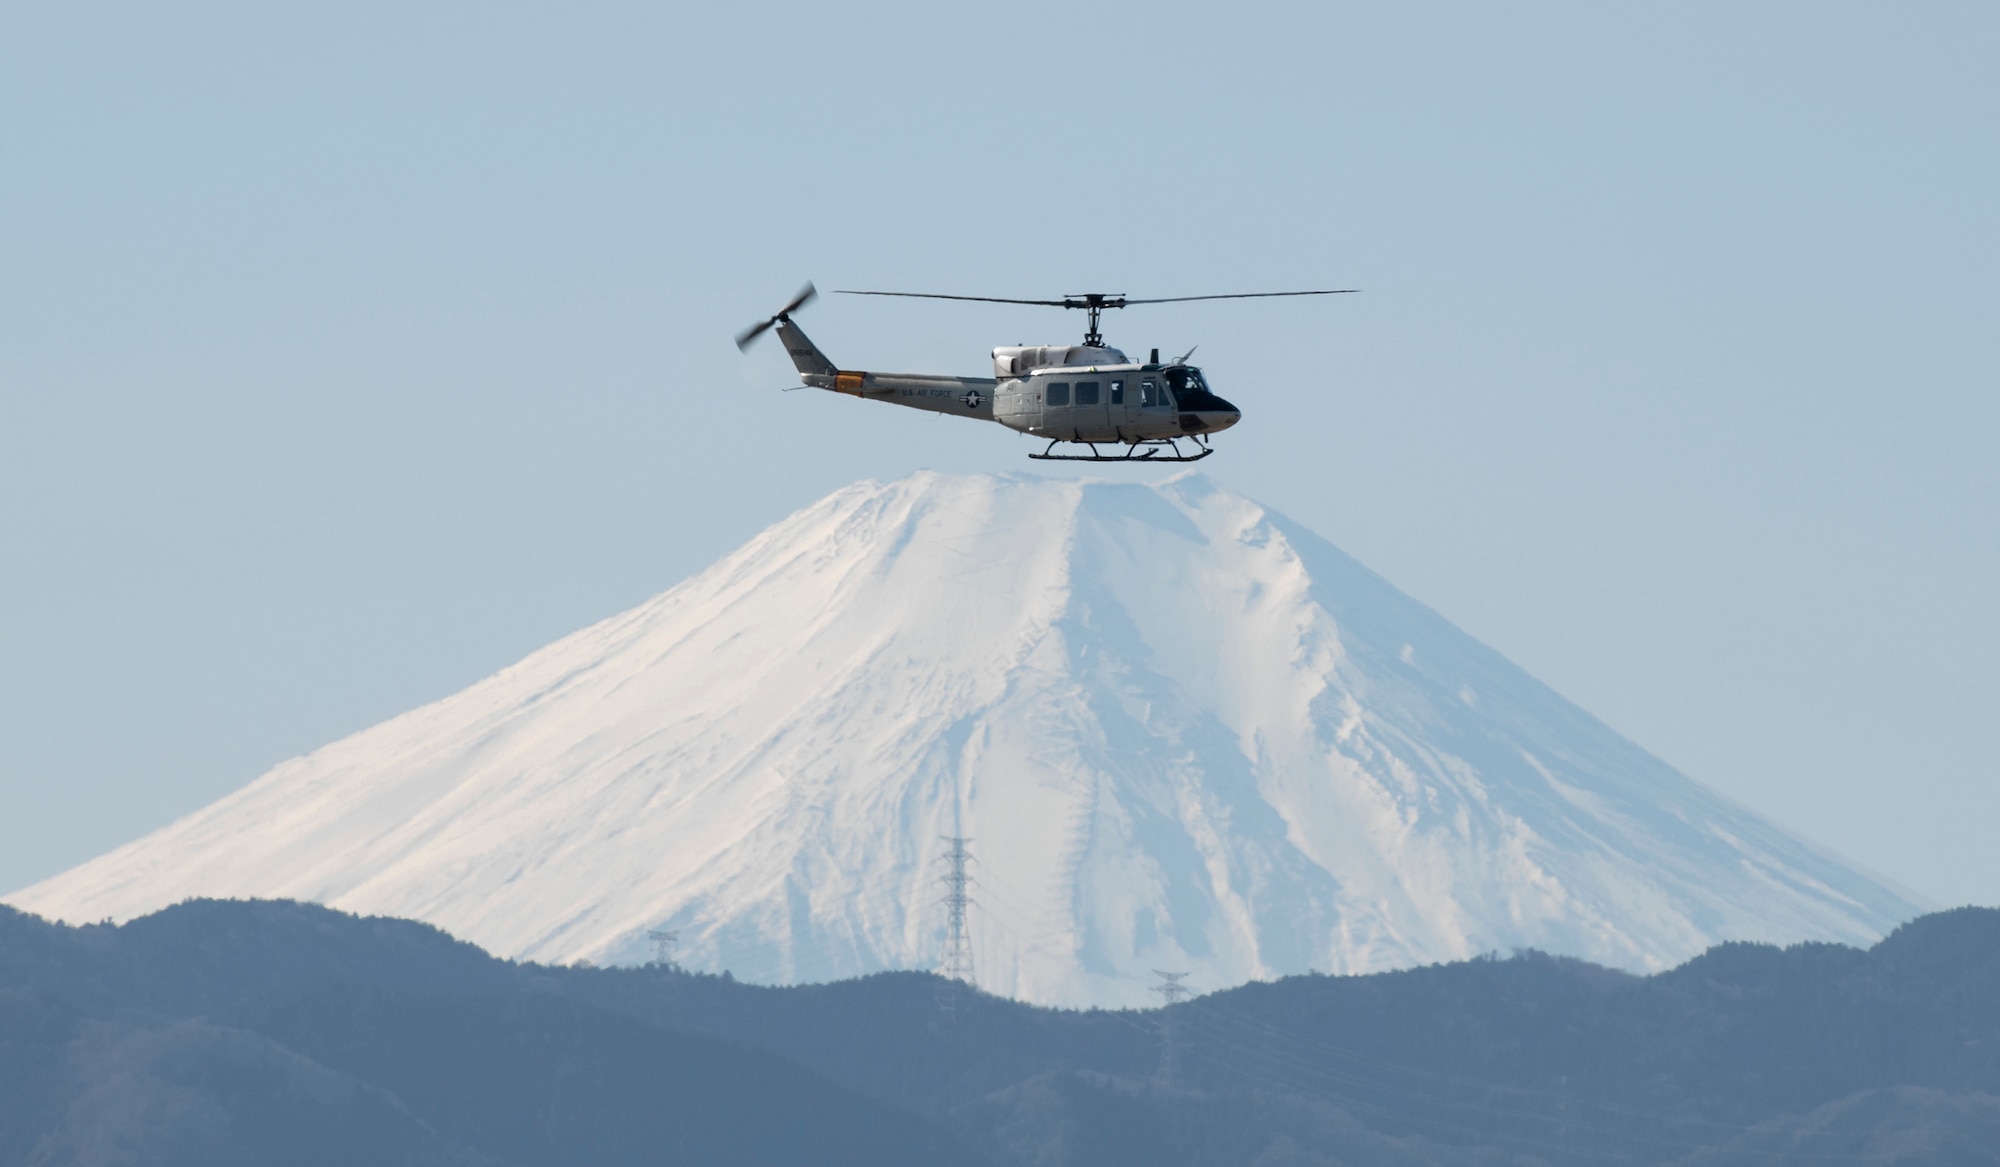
1028,436,1213,463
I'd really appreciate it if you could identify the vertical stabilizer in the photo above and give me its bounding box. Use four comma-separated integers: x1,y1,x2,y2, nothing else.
775,318,836,378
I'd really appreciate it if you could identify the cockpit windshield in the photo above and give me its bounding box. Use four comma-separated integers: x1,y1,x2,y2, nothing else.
1161,365,1224,410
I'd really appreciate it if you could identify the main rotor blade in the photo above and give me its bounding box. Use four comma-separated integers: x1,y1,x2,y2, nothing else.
838,288,1357,309
835,290,1072,307
1120,290,1359,305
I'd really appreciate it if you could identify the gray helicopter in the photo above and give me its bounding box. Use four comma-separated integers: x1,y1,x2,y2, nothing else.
736,284,1352,462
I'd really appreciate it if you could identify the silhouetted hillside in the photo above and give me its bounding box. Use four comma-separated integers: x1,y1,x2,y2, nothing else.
0,903,978,1167
3,900,1998,1165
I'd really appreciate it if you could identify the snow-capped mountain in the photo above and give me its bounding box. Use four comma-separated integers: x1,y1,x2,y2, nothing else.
7,473,1916,1006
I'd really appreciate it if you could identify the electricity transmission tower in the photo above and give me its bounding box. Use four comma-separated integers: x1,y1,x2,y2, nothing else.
1152,970,1191,1086
646,929,680,971
934,836,976,1020
937,837,975,984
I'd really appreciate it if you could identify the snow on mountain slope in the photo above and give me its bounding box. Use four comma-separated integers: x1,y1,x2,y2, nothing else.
7,472,1918,1006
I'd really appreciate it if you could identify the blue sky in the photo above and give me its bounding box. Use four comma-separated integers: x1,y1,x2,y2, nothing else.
2,2,1995,908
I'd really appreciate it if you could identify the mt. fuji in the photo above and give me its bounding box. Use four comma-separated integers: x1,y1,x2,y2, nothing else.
8,473,1915,1006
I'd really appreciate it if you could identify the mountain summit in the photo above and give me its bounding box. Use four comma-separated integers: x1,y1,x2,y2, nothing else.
8,473,1915,1005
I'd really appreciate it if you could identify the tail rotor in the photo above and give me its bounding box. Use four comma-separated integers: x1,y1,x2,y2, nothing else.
735,283,818,351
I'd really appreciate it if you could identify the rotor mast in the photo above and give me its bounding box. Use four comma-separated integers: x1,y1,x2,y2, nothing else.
1072,294,1122,347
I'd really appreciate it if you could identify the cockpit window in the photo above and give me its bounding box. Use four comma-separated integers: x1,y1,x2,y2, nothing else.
1160,366,1220,410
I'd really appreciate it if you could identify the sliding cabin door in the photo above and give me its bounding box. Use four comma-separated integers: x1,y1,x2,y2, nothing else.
1042,379,1071,434
1069,377,1109,437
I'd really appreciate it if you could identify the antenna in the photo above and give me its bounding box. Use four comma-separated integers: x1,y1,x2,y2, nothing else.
1151,970,1192,1086
646,929,680,972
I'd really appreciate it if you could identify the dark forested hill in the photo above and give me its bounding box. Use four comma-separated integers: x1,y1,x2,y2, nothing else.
2,900,1998,1165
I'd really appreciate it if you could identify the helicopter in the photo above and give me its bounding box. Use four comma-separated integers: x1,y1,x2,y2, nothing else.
735,284,1353,462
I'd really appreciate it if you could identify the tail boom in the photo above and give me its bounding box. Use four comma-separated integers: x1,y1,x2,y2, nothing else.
775,318,994,418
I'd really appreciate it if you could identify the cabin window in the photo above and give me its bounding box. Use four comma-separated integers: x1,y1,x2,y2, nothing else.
1141,378,1161,407
1047,382,1071,406
1075,381,1100,406
1109,379,1124,404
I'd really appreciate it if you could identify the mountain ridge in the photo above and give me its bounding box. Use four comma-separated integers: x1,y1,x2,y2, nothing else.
3,898,1998,1166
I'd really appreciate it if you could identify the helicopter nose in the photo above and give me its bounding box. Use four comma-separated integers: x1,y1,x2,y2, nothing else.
1197,397,1241,433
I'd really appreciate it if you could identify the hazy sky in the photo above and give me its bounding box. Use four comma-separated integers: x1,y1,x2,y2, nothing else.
3,3,1995,911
